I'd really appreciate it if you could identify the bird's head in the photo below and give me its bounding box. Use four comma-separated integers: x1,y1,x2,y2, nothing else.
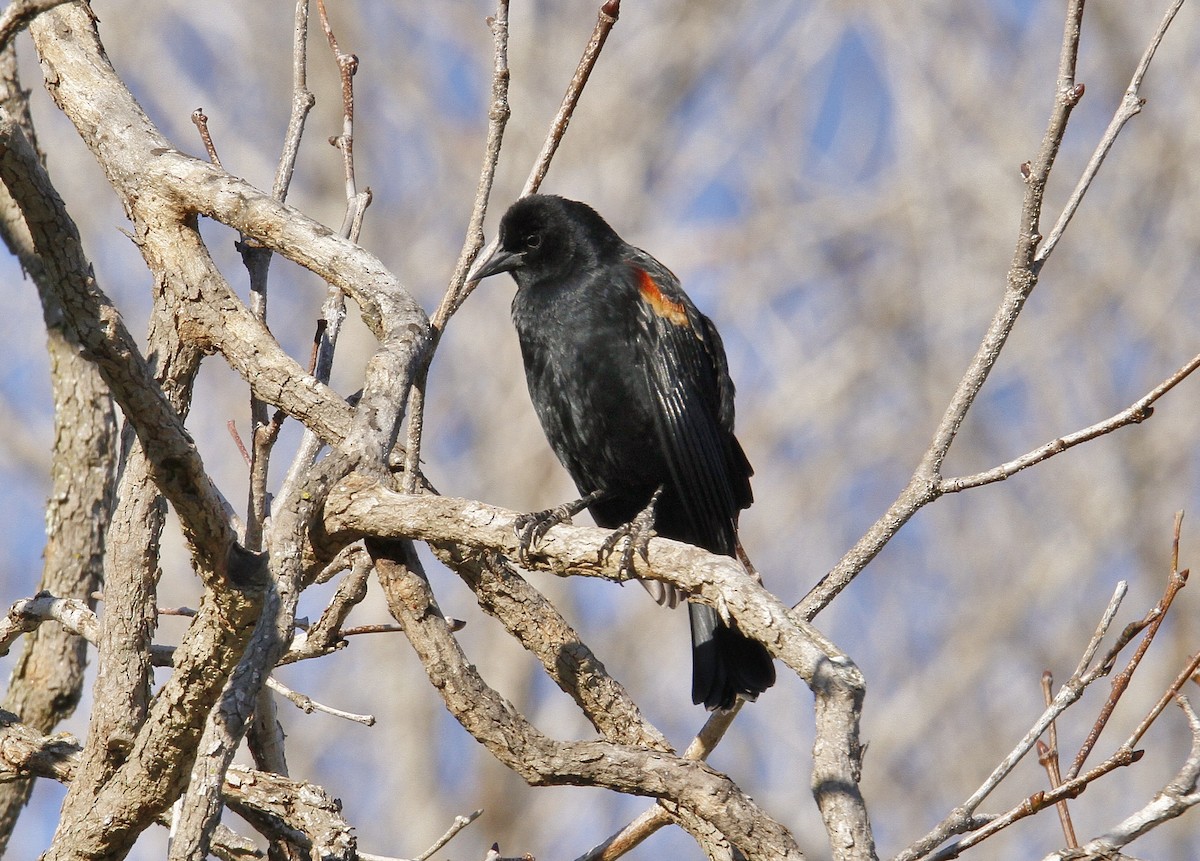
474,194,621,287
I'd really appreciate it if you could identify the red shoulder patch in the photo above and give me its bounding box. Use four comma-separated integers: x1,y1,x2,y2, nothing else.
635,268,690,328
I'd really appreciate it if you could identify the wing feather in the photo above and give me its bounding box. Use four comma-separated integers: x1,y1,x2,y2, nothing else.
626,252,750,555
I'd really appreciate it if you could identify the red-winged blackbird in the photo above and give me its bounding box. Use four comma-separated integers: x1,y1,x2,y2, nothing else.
476,194,775,710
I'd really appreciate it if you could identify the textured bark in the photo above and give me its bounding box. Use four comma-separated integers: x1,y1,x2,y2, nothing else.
372,539,807,861
0,40,115,852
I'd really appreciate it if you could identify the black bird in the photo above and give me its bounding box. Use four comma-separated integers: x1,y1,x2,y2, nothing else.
475,194,775,710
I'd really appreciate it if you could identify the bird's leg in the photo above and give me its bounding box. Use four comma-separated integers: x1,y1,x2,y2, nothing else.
734,533,764,585
513,488,606,562
599,487,663,581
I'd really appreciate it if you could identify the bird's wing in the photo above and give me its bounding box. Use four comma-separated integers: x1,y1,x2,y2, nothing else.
625,251,752,555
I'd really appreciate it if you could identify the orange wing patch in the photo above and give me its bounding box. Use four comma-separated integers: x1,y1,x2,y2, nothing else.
636,268,690,328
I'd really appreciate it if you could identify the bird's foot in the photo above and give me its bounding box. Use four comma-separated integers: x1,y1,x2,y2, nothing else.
513,491,603,562
599,488,663,580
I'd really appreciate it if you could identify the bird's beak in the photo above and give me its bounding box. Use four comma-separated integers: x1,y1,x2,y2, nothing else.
473,246,524,281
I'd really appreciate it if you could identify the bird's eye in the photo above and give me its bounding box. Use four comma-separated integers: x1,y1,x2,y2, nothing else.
525,233,542,250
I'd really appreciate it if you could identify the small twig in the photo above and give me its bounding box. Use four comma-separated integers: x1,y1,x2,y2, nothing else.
929,747,1144,860
895,580,1127,861
339,623,407,636
575,805,669,861
519,0,620,198
278,553,372,665
264,676,374,726
316,0,361,210
405,0,622,491
238,3,320,556
246,0,319,553
1039,696,1200,860
1072,581,1129,680
575,697,745,860
278,0,368,514
272,0,315,203
1124,651,1200,751
226,420,252,470
799,0,1185,629
411,809,484,861
1038,671,1078,848
189,103,278,552
1035,0,1187,267
190,108,221,166
311,539,360,585
462,0,622,288
803,0,1088,618
401,0,512,491
316,0,367,321
941,353,1200,492
1068,518,1189,779
905,512,1194,861
936,655,1200,860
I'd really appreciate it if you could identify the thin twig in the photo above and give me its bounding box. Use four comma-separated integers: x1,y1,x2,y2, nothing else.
933,654,1200,860
1038,671,1078,848
520,0,620,195
1072,581,1128,680
1124,650,1200,751
895,580,1127,861
190,109,221,166
272,0,315,203
226,420,252,470
264,676,374,726
903,511,1195,860
929,748,1144,861
278,553,373,665
414,809,484,861
277,0,369,520
799,0,1185,622
574,702,744,860
1034,0,1187,267
248,0,318,546
316,0,361,211
340,623,407,636
400,0,512,491
579,699,759,860
1039,696,1200,860
463,0,622,287
962,586,1123,809
942,352,1200,492
404,0,624,488
240,0,318,551
1068,518,1189,779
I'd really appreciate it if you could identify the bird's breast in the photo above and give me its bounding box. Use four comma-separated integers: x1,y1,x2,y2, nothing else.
512,282,666,500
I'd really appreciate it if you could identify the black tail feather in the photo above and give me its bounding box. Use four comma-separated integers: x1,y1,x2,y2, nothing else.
689,603,776,711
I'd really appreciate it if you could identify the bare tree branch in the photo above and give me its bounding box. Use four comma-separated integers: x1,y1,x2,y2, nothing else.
799,0,1187,622
1039,696,1200,861
371,537,806,861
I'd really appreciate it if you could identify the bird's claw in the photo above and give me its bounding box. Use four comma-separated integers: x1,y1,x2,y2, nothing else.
598,488,662,580
513,503,575,562
513,492,602,563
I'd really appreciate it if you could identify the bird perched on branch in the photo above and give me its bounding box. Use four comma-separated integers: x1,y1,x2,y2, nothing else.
475,194,775,710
